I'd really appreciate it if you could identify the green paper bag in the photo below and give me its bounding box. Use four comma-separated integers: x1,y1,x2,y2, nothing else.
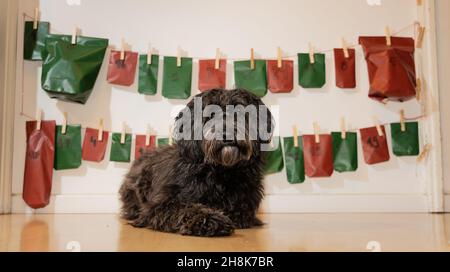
110,133,132,162
390,122,420,156
41,34,109,104
264,137,284,175
283,137,305,184
157,138,172,147
331,132,358,173
54,125,82,170
234,60,267,97
298,53,326,88
162,56,192,99
23,21,50,61
138,54,159,95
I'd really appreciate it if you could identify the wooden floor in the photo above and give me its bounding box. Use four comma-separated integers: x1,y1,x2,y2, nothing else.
0,213,449,252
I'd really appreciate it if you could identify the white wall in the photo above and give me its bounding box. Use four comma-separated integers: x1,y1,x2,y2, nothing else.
435,0,450,211
11,0,430,213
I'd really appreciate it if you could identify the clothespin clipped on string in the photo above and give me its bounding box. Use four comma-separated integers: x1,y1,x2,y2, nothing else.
416,78,422,101
417,143,431,163
313,122,320,144
341,38,350,58
145,125,151,146
168,126,173,145
177,47,182,67
416,24,426,49
373,116,384,137
400,110,406,132
120,122,127,144
36,108,42,131
277,47,283,68
120,38,126,61
309,43,315,64
340,117,347,140
385,26,392,46
250,48,255,70
33,8,40,30
62,112,68,135
292,125,299,147
416,0,423,6
147,45,153,65
71,25,78,45
215,48,221,70
98,118,104,142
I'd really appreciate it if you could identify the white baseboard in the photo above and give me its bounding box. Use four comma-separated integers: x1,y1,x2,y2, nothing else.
11,194,429,214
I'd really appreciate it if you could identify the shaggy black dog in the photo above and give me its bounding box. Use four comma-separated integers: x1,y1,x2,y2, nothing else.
119,89,273,237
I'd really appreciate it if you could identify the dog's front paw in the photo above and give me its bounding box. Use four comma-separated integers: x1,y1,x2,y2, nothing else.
180,210,235,237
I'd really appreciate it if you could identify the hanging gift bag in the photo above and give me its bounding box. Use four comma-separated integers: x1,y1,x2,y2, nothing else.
298,53,326,88
107,50,138,86
359,126,390,165
333,48,356,89
263,137,284,175
54,125,82,170
283,136,305,184
162,56,193,99
82,127,109,162
138,54,159,95
110,133,132,162
266,60,294,93
359,37,416,102
23,120,56,209
23,21,50,61
41,34,108,104
234,60,267,97
331,132,358,173
157,138,171,147
198,59,227,92
302,135,334,177
391,122,420,156
135,135,156,160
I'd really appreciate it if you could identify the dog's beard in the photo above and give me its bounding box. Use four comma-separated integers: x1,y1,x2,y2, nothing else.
203,139,253,167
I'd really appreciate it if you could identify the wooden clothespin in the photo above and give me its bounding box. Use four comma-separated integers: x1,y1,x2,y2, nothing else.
36,108,42,131
177,47,182,67
147,45,153,65
33,8,39,30
373,116,384,137
215,48,221,70
292,125,298,148
341,38,350,58
145,125,151,146
120,122,127,144
416,78,422,101
120,38,126,61
98,118,104,142
313,122,320,144
385,26,392,46
71,26,78,45
309,43,315,64
250,48,255,70
417,143,431,163
416,25,426,49
168,126,173,145
340,117,347,140
277,47,283,68
62,112,68,135
416,0,423,6
400,110,406,132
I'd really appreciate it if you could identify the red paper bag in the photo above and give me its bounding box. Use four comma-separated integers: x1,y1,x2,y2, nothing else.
302,135,334,178
359,37,416,102
334,48,356,88
107,50,138,86
135,135,156,160
198,59,226,92
23,120,56,209
82,127,109,162
359,126,390,165
266,60,294,93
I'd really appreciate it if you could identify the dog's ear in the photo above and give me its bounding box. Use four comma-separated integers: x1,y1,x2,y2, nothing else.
176,139,204,163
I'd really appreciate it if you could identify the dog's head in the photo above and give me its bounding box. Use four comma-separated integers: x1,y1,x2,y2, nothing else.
174,89,274,167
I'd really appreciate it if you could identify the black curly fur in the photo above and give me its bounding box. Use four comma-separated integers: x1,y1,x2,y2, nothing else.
119,89,272,237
